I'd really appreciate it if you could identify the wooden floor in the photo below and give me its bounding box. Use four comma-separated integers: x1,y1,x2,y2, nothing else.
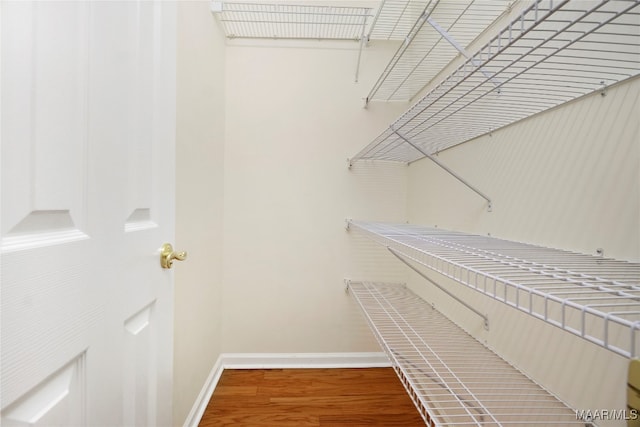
199,368,425,426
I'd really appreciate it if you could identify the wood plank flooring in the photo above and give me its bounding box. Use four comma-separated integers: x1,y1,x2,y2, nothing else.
198,368,425,426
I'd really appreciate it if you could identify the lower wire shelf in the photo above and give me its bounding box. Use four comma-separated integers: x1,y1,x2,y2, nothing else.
348,281,582,426
348,220,640,359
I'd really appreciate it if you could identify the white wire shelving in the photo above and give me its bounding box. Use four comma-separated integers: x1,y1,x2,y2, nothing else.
348,220,640,359
367,0,432,41
211,2,373,40
352,0,640,164
348,281,582,426
366,0,512,103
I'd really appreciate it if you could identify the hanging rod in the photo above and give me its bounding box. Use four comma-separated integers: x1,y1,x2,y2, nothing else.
348,281,582,426
348,220,640,358
352,0,640,164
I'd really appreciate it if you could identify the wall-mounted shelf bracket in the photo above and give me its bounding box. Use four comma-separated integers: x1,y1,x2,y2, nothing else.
426,17,500,89
344,278,351,293
354,14,368,83
388,246,489,330
600,80,608,97
391,127,493,212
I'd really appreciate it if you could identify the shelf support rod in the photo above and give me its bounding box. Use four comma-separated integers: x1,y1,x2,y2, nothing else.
387,246,489,330
426,17,500,88
355,12,368,83
365,0,385,42
391,127,492,211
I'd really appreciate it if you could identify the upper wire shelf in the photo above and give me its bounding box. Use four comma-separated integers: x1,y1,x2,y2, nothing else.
348,281,582,426
367,0,432,41
367,0,513,103
211,2,373,40
352,0,640,165
348,220,640,359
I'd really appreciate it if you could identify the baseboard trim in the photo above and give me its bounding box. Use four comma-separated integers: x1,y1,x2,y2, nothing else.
220,351,391,369
182,356,224,427
182,352,390,427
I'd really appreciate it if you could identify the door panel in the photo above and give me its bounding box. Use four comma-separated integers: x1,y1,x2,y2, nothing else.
1,1,89,252
1,1,176,425
124,1,156,233
1,224,100,421
124,301,158,427
2,354,86,427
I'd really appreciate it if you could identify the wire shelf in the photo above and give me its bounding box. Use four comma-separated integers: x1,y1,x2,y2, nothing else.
348,281,581,426
367,0,512,103
211,2,372,40
348,220,640,359
352,0,640,164
367,0,432,41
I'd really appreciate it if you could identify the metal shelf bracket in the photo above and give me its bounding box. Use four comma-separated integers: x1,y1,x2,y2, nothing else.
387,246,490,330
391,127,493,212
426,17,501,89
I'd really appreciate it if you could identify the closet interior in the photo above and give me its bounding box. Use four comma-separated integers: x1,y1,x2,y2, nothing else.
212,0,640,425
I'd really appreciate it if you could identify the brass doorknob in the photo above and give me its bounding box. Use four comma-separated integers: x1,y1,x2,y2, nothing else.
160,243,187,269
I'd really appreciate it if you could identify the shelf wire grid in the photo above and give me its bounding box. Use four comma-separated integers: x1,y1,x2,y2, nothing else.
352,0,640,164
212,2,372,40
348,281,582,426
367,0,512,103
348,220,640,359
367,0,433,41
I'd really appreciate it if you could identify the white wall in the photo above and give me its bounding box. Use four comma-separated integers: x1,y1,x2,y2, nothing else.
404,76,640,424
221,39,409,353
174,2,226,425
172,10,409,422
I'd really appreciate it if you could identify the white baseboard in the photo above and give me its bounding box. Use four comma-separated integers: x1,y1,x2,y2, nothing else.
182,356,224,427
182,352,390,427
220,351,391,369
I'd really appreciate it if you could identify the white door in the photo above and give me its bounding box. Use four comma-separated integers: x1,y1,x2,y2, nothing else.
1,1,177,426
